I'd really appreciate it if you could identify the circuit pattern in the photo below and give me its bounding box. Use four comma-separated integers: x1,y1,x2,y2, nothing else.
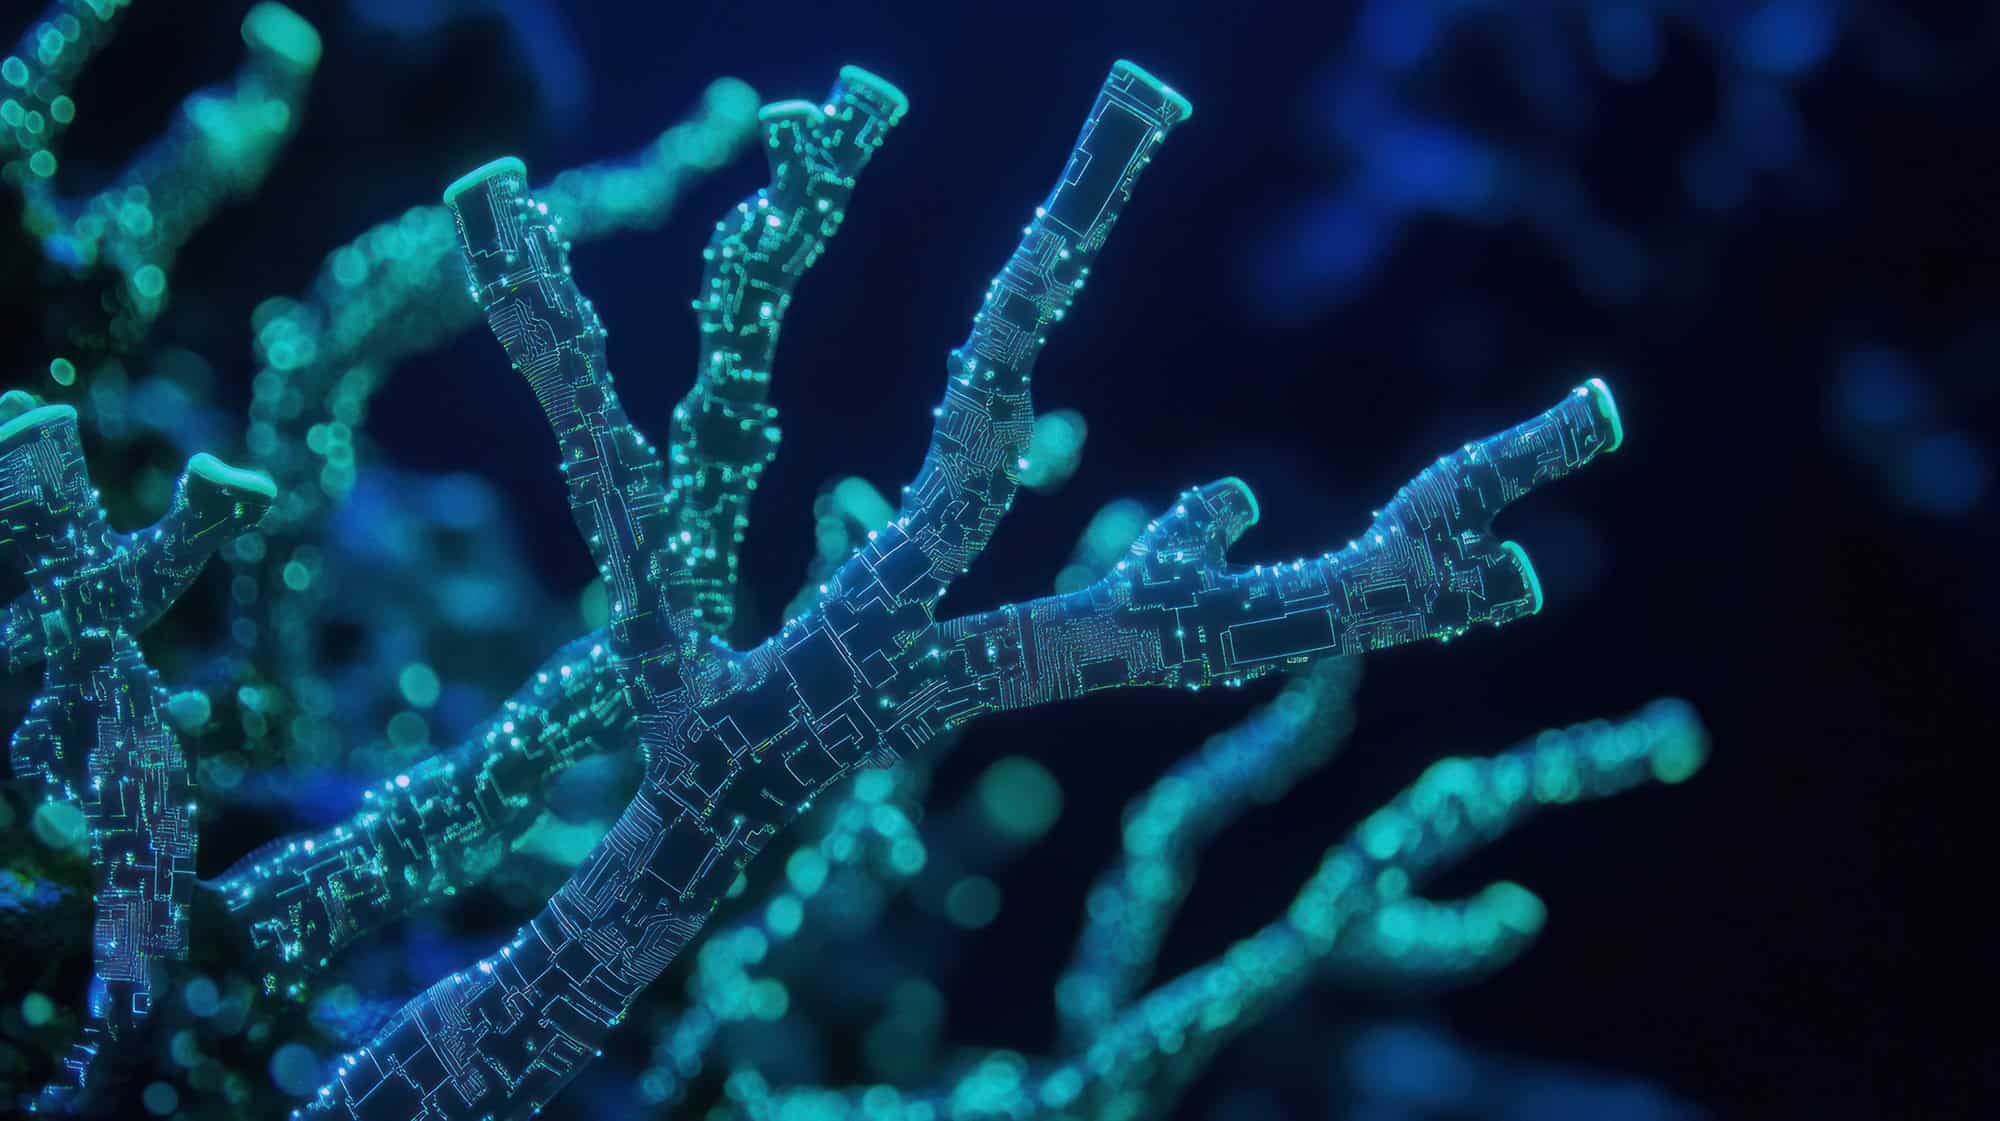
208,66,904,992
293,60,1621,1121
0,22,1691,1116
224,76,758,774
0,392,273,1109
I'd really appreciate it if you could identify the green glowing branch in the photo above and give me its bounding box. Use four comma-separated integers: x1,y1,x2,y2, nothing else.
1054,656,1362,1043
730,700,1707,1121
8,2,320,366
926,380,1626,728
806,61,1190,624
0,1,135,187
207,633,629,995
667,67,907,638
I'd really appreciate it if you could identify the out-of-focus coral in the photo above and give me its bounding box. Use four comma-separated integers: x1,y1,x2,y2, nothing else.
1248,1,1981,327
3,1,319,374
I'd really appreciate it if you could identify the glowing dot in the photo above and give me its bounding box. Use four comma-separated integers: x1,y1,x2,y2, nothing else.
143,1082,180,1115
133,264,166,299
397,663,441,708
182,975,222,1018
269,1042,323,1096
31,800,85,850
21,992,54,1026
766,894,804,937
977,756,1062,840
387,711,428,749
945,876,1002,928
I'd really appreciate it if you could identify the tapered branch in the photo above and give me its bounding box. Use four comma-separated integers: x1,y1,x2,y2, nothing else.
228,78,756,769
299,62,1193,1121
207,78,813,981
445,158,682,660
668,68,907,637
206,633,629,991
808,61,1191,625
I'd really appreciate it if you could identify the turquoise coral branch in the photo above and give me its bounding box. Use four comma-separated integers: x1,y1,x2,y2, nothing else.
296,59,1627,1121
732,700,1707,1121
0,391,270,1112
5,1,320,363
1054,656,1363,1042
230,77,756,768
298,60,1196,1121
669,67,908,638
208,70,896,998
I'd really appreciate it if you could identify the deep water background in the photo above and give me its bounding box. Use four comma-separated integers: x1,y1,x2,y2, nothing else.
3,1,1994,1118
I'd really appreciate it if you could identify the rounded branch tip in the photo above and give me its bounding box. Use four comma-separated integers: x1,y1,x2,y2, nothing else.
165,690,213,732
1483,881,1547,934
443,157,527,206
1112,59,1193,120
188,453,278,500
1639,698,1710,784
703,77,761,128
0,403,76,446
0,388,42,421
1500,540,1544,615
242,3,321,70
1217,475,1260,528
1583,376,1623,453
757,99,825,126
837,65,910,118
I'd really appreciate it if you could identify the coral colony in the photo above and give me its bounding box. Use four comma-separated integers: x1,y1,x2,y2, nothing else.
1,4,1705,1118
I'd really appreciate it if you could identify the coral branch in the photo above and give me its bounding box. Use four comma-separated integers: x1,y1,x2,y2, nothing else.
811,61,1189,625
207,633,628,992
668,68,907,638
230,77,756,765
1054,656,1361,1042
734,700,1706,1121
4,446,274,672
7,2,320,360
0,392,270,1111
446,157,681,658
297,65,1624,1121
212,70,897,995
297,61,1192,1121
925,380,1624,726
